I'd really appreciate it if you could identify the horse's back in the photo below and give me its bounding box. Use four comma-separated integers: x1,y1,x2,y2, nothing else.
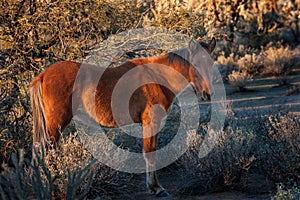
30,61,80,87
31,61,79,109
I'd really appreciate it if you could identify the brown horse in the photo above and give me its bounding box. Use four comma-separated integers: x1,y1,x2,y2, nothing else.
30,38,216,197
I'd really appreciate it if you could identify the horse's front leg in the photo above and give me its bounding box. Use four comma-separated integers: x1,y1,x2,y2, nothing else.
142,105,169,197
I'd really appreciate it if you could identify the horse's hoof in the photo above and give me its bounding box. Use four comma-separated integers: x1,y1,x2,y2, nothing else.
155,189,169,197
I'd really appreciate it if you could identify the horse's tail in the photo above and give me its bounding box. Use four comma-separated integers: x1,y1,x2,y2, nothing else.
30,78,49,152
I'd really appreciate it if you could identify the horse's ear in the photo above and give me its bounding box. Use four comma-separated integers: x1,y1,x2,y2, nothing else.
208,37,216,53
188,39,198,52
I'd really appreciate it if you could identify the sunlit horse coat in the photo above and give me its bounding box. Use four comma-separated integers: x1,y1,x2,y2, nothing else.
30,38,216,197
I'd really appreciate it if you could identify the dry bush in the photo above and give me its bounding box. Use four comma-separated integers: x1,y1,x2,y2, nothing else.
272,182,300,200
43,132,135,199
0,0,143,65
0,0,144,165
228,70,253,91
177,125,260,194
279,0,300,42
263,45,298,85
215,49,262,80
176,113,300,195
0,68,33,166
0,148,94,200
263,114,300,179
43,133,94,199
263,46,297,76
237,53,264,75
0,133,135,199
215,52,237,68
215,52,238,80
142,1,206,37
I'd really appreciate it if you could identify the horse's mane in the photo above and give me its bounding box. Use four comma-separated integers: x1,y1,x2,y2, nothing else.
166,47,191,68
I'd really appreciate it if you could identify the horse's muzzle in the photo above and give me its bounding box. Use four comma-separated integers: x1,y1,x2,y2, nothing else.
201,90,211,101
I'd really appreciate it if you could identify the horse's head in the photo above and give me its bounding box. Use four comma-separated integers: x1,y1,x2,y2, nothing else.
188,38,216,101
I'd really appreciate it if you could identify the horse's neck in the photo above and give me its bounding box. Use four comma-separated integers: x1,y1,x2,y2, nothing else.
131,54,188,71
129,54,191,94
130,55,169,66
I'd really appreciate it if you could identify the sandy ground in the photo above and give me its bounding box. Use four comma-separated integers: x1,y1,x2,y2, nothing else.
130,171,272,200
226,67,300,117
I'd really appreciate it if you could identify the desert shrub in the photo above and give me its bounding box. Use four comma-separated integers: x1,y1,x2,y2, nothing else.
237,53,264,75
43,132,135,199
0,133,136,199
0,67,33,166
263,46,298,76
215,50,262,80
272,182,300,200
0,0,144,165
177,113,300,195
215,52,238,80
0,0,143,65
215,52,237,68
43,132,94,199
262,45,299,85
177,125,259,194
142,1,206,38
0,148,94,200
228,70,253,91
279,0,300,43
262,114,300,181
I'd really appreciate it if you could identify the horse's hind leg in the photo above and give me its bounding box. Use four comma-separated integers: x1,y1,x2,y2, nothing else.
44,105,73,146
142,105,169,197
45,102,72,146
42,90,73,147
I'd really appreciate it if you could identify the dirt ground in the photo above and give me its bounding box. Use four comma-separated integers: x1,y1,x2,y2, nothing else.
226,67,300,117
128,171,272,200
